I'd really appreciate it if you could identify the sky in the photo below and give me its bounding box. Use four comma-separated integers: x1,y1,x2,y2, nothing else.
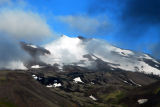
0,0,160,58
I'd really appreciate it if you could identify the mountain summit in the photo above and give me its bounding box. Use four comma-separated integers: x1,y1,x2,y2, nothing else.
26,35,159,75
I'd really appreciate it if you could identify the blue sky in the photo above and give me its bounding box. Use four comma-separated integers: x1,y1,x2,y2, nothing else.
0,0,160,58
25,0,119,41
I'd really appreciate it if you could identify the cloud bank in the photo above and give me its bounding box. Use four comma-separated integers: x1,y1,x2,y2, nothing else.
0,9,52,42
0,9,53,70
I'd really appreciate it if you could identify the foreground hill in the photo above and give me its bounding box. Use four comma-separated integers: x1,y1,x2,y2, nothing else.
1,66,160,107
121,81,160,107
0,70,77,107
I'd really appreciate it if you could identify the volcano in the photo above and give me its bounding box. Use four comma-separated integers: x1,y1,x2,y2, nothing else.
22,35,160,75
1,35,160,107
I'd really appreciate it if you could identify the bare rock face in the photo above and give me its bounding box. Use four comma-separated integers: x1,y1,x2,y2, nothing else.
20,42,51,68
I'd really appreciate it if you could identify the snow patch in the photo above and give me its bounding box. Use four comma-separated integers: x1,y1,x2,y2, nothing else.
92,55,98,60
31,65,44,69
143,54,160,64
123,80,133,86
89,95,97,101
137,99,148,104
53,83,62,87
138,61,160,75
114,48,134,56
32,75,38,80
123,80,129,84
91,82,95,84
110,68,114,70
27,44,37,48
155,65,159,67
129,79,142,87
73,77,83,83
46,84,53,88
46,83,62,88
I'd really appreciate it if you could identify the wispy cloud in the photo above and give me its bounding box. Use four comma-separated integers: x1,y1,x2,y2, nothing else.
57,15,111,36
0,0,11,5
0,0,26,7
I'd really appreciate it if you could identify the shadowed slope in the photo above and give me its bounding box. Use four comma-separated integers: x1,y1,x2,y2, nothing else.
0,71,77,107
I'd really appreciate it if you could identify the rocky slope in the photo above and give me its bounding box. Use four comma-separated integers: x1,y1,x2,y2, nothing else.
0,70,77,107
9,35,160,107
0,64,160,107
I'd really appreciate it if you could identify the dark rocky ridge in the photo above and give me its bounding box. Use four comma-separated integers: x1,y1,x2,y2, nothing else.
26,65,160,107
20,42,50,68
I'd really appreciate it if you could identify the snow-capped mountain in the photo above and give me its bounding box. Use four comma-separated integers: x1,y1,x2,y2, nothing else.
23,35,160,75
2,35,160,107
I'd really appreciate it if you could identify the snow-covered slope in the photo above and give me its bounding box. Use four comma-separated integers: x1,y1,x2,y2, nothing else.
39,35,160,75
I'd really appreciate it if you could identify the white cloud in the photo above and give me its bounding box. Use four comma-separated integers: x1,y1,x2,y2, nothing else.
41,35,87,64
1,60,27,70
0,9,55,70
57,15,110,35
0,9,53,42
